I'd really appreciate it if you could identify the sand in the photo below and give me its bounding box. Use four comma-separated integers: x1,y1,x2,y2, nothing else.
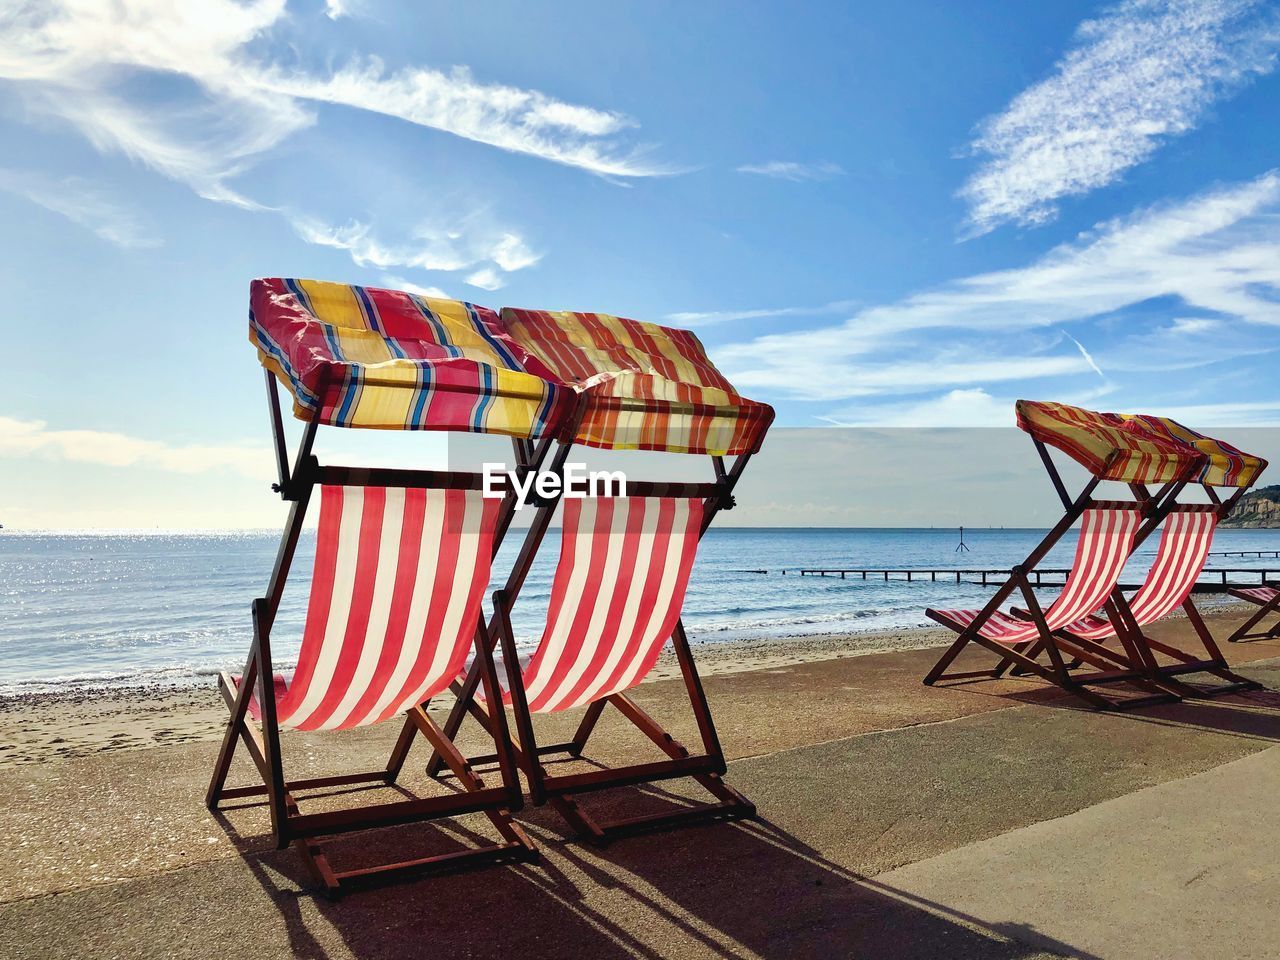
0,625,949,767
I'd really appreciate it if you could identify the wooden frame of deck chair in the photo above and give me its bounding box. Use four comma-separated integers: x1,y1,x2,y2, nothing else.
426,305,773,844
205,375,546,895
1001,416,1267,696
922,400,1210,709
207,278,582,894
1226,584,1280,643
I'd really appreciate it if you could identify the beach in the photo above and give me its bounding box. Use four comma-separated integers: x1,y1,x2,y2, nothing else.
5,604,1280,959
0,626,947,767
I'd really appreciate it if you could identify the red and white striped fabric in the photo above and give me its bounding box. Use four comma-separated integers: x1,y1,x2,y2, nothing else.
491,496,704,713
1064,509,1217,641
250,485,499,731
930,507,1141,646
1233,586,1279,605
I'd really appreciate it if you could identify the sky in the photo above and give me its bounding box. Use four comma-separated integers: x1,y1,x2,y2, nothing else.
2,0,1280,528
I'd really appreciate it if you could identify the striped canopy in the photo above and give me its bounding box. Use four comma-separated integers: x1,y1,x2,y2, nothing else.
1017,400,1265,488
499,308,774,456
250,279,773,455
1123,415,1267,488
1016,400,1204,485
251,278,571,439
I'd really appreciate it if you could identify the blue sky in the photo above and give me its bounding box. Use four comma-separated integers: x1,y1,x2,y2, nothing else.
2,0,1280,527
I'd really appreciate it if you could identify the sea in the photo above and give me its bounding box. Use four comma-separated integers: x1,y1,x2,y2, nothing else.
3,527,1279,696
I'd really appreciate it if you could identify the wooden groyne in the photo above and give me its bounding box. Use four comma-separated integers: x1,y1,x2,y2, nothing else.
751,567,1277,592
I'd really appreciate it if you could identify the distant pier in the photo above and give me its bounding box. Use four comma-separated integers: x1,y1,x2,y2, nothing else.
753,567,1278,593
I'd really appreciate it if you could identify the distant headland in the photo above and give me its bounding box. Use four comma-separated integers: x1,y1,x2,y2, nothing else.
1221,485,1280,528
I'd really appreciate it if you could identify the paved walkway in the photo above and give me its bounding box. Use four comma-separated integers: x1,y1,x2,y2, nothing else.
880,742,1280,960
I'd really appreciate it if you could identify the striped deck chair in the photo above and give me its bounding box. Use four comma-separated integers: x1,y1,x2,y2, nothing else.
207,481,535,895
1004,506,1258,696
1226,585,1280,643
923,504,1176,709
482,494,753,844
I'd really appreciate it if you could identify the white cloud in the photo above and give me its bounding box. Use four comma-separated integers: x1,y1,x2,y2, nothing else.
260,61,670,178
736,161,844,182
379,274,450,299
725,352,1091,402
0,416,269,478
716,172,1280,401
1135,399,1280,425
464,267,504,291
0,167,159,247
0,0,309,208
823,388,1013,427
665,300,858,327
822,384,1123,428
291,216,540,278
961,0,1280,234
0,0,668,213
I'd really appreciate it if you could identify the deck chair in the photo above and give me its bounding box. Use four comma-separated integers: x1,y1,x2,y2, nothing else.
483,494,753,843
425,305,773,842
924,504,1174,709
923,399,1213,709
206,480,536,894
1008,506,1259,696
209,277,579,894
1226,585,1280,642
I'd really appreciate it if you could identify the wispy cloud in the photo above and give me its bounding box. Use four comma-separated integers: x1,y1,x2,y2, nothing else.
736,161,844,182
291,215,540,279
0,416,268,478
665,300,858,327
716,172,1280,401
379,275,450,299
464,267,504,291
259,62,670,178
0,0,669,214
820,384,1120,427
821,388,1015,427
0,167,159,247
960,0,1280,234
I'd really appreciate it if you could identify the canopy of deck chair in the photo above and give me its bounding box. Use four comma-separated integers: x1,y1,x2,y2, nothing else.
1121,415,1266,488
251,278,572,438
499,308,774,456
1016,400,1207,484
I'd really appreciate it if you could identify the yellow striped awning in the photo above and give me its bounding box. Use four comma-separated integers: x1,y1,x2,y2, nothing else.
1016,400,1204,485
1017,400,1266,488
250,278,572,439
499,307,774,456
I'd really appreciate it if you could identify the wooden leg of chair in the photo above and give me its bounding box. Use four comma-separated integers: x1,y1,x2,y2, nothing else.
408,706,536,854
571,699,608,755
207,654,258,808
923,631,975,684
1001,639,1042,677
1227,601,1279,642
